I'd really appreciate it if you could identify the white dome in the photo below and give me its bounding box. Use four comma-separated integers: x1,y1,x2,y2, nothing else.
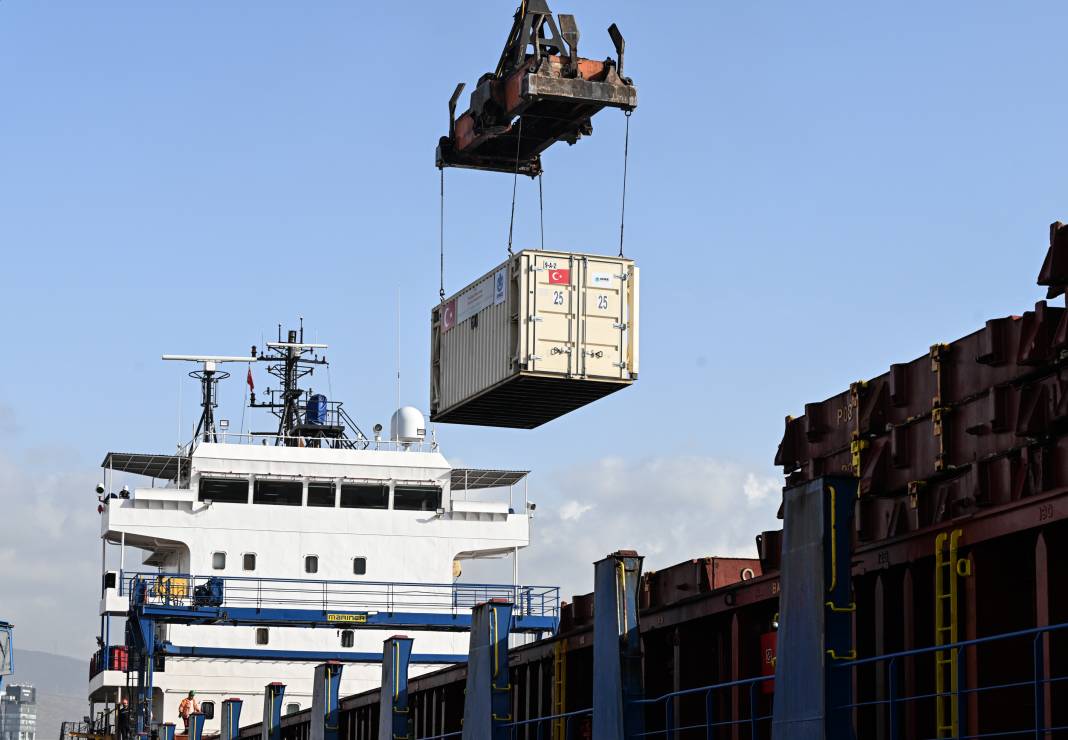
390,406,427,444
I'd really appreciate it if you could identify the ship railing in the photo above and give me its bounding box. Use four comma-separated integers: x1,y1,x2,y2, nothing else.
631,675,773,738
178,432,438,454
502,708,593,739
830,618,1068,738
120,571,559,620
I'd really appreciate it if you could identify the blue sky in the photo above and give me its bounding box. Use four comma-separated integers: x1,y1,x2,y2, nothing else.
2,1,1067,655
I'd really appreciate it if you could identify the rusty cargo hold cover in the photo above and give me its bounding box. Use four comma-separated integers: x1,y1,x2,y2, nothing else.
776,220,1068,544
435,0,636,176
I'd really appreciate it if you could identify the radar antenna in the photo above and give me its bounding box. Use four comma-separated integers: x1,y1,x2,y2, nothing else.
249,320,368,447
162,355,257,442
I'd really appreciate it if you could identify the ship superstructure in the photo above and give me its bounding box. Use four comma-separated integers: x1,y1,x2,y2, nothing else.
86,326,553,735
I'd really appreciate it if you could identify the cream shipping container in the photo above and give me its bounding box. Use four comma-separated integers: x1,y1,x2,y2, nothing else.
430,249,639,428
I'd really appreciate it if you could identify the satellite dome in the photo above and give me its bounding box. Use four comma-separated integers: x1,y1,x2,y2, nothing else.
390,406,427,444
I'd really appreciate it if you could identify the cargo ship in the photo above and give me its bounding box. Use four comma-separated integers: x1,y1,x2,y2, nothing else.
172,223,1068,740
84,327,557,737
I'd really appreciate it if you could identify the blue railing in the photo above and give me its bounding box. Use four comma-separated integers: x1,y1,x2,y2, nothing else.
121,571,559,621
833,620,1068,739
504,708,592,738
633,675,773,738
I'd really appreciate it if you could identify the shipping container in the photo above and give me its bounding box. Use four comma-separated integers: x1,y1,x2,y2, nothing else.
430,249,639,428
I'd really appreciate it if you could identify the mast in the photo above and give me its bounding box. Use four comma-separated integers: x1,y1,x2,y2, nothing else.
166,321,366,448
249,321,367,447
162,355,257,442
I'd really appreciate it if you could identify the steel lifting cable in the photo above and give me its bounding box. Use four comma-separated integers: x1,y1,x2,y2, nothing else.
439,167,446,302
506,116,524,255
538,172,545,250
618,109,632,257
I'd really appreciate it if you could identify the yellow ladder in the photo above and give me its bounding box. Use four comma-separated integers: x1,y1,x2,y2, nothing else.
552,640,567,740
934,529,970,738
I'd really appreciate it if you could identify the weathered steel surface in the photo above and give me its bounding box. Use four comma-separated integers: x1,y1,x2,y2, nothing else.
778,224,1068,545
435,0,636,175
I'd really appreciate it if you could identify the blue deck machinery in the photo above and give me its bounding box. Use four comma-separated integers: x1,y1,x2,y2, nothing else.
122,575,558,736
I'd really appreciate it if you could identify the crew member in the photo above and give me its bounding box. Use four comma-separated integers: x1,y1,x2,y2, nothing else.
116,697,130,740
178,691,200,733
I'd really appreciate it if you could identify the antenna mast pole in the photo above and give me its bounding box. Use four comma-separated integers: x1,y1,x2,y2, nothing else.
162,355,258,444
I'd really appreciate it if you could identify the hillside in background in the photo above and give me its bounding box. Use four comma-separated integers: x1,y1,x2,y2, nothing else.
8,649,88,740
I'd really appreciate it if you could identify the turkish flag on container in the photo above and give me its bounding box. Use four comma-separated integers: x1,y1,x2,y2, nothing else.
441,299,457,333
548,268,570,285
760,631,777,694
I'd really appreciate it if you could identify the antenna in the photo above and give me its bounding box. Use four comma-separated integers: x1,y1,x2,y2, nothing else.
163,355,257,443
395,286,401,410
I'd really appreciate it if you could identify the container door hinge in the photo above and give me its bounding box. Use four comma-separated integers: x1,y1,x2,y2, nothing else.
613,322,628,329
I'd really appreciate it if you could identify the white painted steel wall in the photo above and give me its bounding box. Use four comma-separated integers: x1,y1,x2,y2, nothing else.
94,442,532,735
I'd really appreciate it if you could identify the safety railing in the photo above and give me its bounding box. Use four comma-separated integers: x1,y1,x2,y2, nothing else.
417,709,595,740
505,708,592,739
179,431,438,454
633,675,773,738
121,571,559,621
832,620,1068,739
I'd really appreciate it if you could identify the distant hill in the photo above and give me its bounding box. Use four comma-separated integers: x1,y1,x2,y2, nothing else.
8,649,88,740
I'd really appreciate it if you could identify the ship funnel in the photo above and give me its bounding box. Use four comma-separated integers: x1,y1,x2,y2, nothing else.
390,406,427,445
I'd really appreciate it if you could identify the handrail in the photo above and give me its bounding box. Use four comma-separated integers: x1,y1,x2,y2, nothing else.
829,618,1068,737
631,674,772,738
832,619,1068,668
121,571,559,620
180,431,438,454
632,673,773,705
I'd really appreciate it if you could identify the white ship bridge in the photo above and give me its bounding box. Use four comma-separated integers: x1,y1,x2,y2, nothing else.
85,329,558,737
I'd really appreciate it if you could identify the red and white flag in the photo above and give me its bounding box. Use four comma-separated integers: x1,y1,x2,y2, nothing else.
441,299,457,333
548,268,570,285
246,367,255,391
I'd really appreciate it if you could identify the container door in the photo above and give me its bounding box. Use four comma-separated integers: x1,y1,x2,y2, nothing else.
579,256,629,379
526,252,576,375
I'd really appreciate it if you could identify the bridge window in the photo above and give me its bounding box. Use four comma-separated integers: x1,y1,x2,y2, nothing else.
307,481,336,507
393,485,442,512
242,553,256,571
253,479,302,506
353,557,367,576
340,483,389,510
198,478,248,504
305,555,319,574
285,704,300,716
212,552,226,570
256,628,269,645
201,702,215,720
340,630,354,648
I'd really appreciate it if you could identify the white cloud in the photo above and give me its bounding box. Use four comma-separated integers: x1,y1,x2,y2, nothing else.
744,472,779,505
463,455,783,602
0,446,101,658
558,500,593,521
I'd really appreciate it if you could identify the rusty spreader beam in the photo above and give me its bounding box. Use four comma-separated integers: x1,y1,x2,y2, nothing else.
436,0,636,176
